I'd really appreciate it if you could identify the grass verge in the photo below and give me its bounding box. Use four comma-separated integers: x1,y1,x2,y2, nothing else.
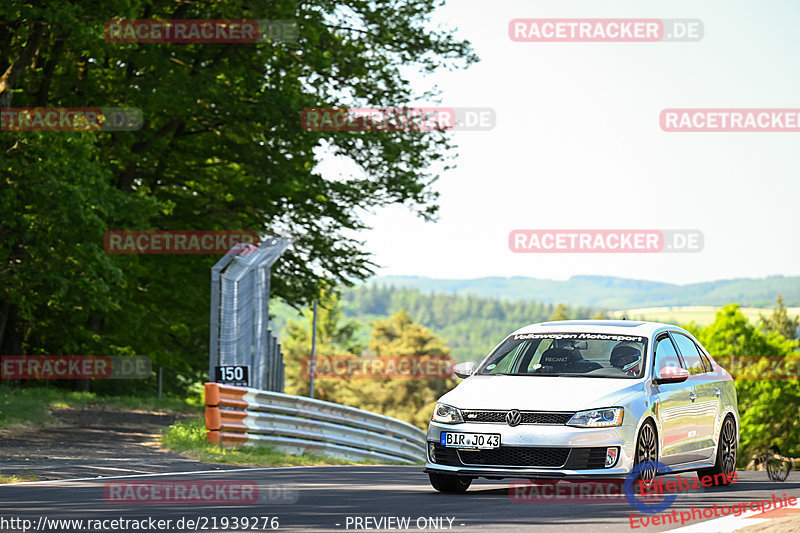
0,474,37,484
0,385,200,430
162,418,404,467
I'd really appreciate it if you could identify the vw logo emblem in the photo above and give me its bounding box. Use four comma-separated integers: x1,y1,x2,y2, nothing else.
506,409,522,427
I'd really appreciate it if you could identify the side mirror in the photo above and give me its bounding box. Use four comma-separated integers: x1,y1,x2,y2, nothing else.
453,361,475,379
654,366,690,384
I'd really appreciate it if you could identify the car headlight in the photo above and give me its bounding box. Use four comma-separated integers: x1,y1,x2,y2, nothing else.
431,403,464,424
566,408,624,428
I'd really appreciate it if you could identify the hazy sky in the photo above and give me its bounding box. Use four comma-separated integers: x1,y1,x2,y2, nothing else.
327,0,800,285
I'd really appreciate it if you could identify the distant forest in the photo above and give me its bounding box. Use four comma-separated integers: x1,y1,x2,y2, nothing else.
371,275,800,308
272,285,601,361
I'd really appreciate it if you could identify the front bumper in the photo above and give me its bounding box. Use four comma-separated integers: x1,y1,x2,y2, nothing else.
425,420,638,480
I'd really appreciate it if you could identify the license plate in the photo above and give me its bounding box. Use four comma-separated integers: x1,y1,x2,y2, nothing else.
441,432,500,449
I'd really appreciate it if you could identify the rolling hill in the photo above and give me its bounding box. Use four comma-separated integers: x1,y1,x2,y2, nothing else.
369,275,800,309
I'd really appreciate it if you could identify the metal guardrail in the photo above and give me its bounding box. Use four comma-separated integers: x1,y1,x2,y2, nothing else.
204,383,426,464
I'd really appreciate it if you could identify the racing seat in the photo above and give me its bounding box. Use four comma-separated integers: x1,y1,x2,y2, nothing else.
538,348,602,374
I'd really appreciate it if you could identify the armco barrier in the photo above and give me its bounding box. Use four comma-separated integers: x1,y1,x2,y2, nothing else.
204,383,426,464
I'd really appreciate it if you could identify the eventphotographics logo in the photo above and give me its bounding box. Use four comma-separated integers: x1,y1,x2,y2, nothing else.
508,230,703,253
104,230,259,254
104,19,298,44
104,481,298,504
300,107,495,132
1,356,151,380
642,472,738,496
301,355,455,379
629,494,798,529
509,19,703,42
661,109,800,132
624,462,676,514
0,108,142,131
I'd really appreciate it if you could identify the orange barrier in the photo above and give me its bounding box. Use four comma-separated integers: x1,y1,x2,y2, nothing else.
204,383,250,445
204,382,248,408
205,407,248,431
206,430,249,446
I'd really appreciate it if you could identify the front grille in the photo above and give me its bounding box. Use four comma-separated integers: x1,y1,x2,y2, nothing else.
432,443,612,469
461,410,574,425
457,447,569,467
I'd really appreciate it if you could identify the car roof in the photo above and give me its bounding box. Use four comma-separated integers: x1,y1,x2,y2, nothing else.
511,320,683,338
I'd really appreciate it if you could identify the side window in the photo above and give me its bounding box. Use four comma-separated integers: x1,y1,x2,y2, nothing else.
699,352,712,372
694,342,714,371
654,335,681,374
671,333,706,375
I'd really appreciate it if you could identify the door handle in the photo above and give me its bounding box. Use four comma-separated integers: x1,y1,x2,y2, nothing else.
714,388,721,398
689,392,697,402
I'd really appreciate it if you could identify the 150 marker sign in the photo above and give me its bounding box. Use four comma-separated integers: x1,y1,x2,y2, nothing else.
215,365,249,387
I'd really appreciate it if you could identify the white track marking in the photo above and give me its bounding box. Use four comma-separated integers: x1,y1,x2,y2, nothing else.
0,464,410,486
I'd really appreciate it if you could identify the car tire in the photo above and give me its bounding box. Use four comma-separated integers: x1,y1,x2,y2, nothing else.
697,415,737,486
428,473,472,493
634,420,659,489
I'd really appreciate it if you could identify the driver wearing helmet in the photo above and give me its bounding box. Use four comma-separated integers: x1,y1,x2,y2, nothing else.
610,341,643,376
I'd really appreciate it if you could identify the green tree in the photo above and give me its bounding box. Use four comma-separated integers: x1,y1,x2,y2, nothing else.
282,304,457,428
691,304,800,463
354,309,457,428
282,291,363,397
549,303,569,321
760,295,799,340
0,0,476,390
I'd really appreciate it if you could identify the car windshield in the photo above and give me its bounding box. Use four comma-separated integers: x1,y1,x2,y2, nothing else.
475,332,648,379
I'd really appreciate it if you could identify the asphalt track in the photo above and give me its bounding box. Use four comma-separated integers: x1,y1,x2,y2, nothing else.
1,467,799,532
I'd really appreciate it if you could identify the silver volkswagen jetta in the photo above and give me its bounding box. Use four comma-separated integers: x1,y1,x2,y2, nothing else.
425,320,739,493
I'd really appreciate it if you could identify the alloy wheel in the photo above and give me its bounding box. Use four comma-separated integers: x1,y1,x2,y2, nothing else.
636,423,658,487
720,418,737,476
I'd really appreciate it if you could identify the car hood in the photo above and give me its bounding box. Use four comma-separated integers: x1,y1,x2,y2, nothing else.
438,375,643,412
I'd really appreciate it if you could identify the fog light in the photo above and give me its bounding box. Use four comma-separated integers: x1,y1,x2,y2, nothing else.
605,447,619,467
429,442,436,463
